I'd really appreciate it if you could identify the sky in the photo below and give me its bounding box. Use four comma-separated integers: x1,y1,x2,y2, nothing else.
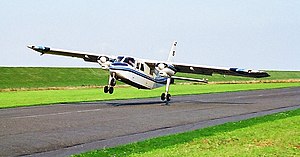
0,0,299,70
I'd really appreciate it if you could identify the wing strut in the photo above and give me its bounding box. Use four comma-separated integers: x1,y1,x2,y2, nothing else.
171,76,208,83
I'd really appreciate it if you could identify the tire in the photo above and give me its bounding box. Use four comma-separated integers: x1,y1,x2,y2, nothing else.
109,87,114,94
166,94,171,101
161,93,166,101
104,86,109,93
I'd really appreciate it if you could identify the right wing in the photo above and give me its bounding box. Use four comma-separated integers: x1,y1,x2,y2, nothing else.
143,59,270,78
27,45,115,69
144,41,269,79
171,62,270,78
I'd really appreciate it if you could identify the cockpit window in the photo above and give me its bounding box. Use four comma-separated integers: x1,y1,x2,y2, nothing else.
117,56,124,62
123,57,135,67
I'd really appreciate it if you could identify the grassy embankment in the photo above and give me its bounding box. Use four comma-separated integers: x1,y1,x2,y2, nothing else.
74,108,300,157
0,67,109,89
0,67,300,108
1,67,300,89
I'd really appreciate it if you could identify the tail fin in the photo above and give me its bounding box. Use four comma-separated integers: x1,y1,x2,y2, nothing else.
167,41,177,62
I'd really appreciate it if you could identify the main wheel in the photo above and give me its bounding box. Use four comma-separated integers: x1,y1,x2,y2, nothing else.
166,94,171,101
109,87,114,94
161,93,166,101
104,86,109,93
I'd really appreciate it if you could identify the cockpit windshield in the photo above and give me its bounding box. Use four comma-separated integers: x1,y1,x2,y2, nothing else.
115,56,135,67
123,57,135,67
117,56,124,62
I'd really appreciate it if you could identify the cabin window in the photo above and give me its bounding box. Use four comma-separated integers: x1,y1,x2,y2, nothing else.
150,69,154,75
140,63,144,71
137,63,140,69
123,57,135,67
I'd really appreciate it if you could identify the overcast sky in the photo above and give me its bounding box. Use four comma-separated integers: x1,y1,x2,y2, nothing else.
0,0,299,70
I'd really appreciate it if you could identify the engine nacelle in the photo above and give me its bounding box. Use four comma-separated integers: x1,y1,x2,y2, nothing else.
155,63,176,77
97,56,111,69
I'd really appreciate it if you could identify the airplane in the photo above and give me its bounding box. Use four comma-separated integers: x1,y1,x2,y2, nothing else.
27,41,270,103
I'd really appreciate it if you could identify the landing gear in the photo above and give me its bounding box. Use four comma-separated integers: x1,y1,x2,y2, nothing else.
104,73,116,94
104,86,114,94
161,77,172,104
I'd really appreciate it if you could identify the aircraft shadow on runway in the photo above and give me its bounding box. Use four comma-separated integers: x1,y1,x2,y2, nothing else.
107,100,165,106
105,100,253,107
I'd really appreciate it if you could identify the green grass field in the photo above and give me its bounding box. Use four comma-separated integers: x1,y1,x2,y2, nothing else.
1,67,300,89
74,108,300,157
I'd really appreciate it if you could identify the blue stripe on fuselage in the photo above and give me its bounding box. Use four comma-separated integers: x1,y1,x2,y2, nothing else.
110,65,167,84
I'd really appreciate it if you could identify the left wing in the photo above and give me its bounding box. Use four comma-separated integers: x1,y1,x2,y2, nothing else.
27,45,115,69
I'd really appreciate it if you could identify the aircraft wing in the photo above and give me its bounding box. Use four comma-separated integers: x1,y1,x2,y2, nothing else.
143,59,270,78
172,63,270,78
27,45,115,69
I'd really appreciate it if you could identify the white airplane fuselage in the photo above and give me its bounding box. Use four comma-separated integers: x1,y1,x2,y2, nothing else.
109,61,167,89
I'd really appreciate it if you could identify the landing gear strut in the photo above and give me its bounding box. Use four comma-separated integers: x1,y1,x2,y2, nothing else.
161,77,172,104
104,73,116,94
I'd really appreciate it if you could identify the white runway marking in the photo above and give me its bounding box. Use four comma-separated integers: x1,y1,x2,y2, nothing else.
11,108,105,119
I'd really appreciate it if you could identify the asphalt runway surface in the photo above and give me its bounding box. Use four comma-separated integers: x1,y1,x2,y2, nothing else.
0,87,299,157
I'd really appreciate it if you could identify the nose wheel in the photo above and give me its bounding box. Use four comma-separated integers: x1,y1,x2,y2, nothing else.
104,86,114,94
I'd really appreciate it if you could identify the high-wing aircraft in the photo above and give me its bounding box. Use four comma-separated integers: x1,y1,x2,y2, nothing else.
27,41,269,102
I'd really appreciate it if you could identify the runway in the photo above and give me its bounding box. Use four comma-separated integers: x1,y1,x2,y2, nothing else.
0,87,299,157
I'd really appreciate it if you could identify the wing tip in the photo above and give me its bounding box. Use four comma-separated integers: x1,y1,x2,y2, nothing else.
27,45,50,52
27,45,35,49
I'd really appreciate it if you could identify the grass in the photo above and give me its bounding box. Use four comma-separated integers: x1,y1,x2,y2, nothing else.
175,70,300,82
1,67,300,89
0,83,299,108
73,108,300,157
